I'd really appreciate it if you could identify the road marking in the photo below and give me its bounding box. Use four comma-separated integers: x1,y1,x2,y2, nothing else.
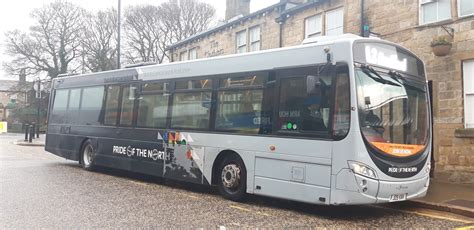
129,180,149,186
183,194,199,199
229,205,271,217
454,225,474,230
373,205,473,224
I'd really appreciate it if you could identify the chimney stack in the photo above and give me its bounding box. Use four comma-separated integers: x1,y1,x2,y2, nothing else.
225,0,250,21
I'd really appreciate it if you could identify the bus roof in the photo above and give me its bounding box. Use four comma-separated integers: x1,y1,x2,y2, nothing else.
52,34,400,89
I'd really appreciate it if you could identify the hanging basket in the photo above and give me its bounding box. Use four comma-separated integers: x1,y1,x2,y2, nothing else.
431,44,452,56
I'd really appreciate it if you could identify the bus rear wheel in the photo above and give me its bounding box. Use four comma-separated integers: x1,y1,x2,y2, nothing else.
217,154,246,201
80,140,95,171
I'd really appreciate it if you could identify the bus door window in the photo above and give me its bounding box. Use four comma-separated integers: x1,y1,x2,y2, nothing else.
277,66,332,134
332,64,351,139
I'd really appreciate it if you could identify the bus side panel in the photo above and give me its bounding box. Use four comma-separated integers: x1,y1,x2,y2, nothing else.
253,156,331,204
45,125,83,161
94,136,166,178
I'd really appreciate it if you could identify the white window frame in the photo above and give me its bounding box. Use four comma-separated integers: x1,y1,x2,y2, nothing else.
188,47,197,60
463,59,474,128
458,0,474,17
305,14,322,38
236,30,247,54
419,0,452,25
249,26,261,52
325,7,344,36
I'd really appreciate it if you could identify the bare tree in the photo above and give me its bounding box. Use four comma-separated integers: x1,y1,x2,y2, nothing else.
123,5,165,64
159,0,216,44
123,0,215,64
3,1,86,79
82,8,118,72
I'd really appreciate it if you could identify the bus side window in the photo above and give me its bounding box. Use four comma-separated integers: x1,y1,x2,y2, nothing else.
215,73,265,134
171,79,213,130
137,82,169,128
119,85,135,126
50,89,69,124
79,86,104,126
104,85,120,126
67,88,81,124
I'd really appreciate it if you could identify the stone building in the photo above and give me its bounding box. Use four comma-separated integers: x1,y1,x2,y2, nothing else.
168,0,474,183
0,80,31,122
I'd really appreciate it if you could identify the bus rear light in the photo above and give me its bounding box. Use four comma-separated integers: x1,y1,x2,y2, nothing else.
348,161,378,179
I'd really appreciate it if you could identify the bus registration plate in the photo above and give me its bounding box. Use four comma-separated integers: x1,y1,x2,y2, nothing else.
389,193,407,202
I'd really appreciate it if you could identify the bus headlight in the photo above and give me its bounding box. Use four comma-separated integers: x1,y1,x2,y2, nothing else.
348,161,378,179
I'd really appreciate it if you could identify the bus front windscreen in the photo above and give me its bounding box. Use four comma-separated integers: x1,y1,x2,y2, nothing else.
355,67,429,158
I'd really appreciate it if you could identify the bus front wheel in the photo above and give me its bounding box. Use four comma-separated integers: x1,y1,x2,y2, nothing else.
80,140,95,171
217,154,247,201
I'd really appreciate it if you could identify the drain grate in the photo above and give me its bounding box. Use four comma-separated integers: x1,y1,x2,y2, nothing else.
444,199,474,209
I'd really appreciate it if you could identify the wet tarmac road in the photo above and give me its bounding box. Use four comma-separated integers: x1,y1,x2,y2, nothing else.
1,134,472,228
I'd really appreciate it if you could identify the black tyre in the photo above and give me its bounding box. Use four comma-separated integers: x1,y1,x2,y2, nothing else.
80,140,95,171
217,154,247,201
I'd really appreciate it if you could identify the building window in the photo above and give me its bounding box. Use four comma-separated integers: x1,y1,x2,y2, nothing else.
179,51,188,61
459,0,474,17
420,0,451,25
325,8,344,36
249,26,261,52
305,14,322,38
463,60,474,128
236,30,247,53
189,47,197,60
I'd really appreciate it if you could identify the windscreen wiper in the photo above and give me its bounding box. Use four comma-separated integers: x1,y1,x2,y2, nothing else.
388,70,427,93
387,70,405,85
360,65,402,87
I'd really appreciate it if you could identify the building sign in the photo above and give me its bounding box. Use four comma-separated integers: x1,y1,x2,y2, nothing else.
205,40,224,58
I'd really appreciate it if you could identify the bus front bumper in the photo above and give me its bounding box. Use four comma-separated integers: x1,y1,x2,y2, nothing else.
332,169,430,205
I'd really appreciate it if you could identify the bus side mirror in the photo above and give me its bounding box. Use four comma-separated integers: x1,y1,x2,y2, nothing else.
306,75,320,94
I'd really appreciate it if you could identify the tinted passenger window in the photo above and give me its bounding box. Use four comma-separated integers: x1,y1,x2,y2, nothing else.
277,67,332,133
137,93,169,128
68,88,81,124
104,85,120,125
171,92,211,129
120,86,134,126
216,90,263,133
80,86,104,125
50,89,69,124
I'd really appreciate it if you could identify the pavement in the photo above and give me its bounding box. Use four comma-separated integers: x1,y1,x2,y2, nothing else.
1,132,473,228
12,133,46,146
408,180,474,218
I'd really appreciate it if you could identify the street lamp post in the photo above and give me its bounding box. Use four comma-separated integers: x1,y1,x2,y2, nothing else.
117,0,121,69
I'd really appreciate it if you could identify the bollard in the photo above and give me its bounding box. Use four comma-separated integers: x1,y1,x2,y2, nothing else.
29,125,34,143
31,123,36,139
24,123,29,141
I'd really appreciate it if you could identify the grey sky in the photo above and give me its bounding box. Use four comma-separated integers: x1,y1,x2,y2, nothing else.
0,0,279,80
